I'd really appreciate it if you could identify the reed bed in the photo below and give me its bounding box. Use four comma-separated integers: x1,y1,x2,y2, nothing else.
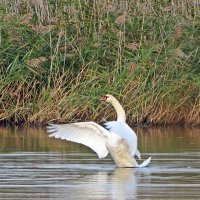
0,0,200,126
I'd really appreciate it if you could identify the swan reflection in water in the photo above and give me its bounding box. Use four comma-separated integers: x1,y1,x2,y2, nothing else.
108,168,137,200
56,167,148,200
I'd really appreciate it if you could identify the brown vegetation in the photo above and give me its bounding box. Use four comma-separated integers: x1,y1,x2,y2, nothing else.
0,0,200,126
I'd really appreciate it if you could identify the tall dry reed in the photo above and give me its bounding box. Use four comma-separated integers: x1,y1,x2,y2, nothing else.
0,0,200,126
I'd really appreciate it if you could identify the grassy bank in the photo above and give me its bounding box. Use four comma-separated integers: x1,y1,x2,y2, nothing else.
0,0,200,126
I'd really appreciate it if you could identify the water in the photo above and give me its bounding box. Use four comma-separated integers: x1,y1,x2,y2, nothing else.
0,126,200,199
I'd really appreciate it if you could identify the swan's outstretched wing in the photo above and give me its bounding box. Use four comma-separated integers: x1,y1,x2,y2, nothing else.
47,122,110,159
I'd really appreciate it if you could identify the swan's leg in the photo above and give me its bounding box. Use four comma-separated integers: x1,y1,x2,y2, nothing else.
135,149,141,160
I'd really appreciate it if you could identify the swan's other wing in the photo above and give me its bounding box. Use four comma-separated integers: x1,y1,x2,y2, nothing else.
47,122,110,159
104,121,137,156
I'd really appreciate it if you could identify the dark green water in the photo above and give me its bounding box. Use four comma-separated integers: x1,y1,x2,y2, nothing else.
0,126,200,199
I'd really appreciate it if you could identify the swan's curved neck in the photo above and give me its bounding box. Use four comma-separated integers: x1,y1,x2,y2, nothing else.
110,98,126,122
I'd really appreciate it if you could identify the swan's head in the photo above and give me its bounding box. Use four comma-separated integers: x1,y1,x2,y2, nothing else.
100,94,126,122
100,94,114,103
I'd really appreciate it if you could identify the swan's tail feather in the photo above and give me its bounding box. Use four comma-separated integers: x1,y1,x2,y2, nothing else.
138,156,151,168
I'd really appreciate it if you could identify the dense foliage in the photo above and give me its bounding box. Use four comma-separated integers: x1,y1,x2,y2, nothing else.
0,0,200,125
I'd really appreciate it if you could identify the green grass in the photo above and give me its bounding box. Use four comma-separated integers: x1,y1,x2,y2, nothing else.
0,0,200,126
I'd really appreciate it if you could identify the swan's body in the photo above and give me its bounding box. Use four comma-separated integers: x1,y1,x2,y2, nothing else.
47,94,151,167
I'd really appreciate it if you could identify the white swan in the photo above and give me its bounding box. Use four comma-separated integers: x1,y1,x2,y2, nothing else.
47,94,151,168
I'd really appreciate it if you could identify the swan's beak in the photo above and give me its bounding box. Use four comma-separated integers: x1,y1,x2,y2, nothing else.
100,96,107,101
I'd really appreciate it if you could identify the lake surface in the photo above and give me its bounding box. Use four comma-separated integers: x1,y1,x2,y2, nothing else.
0,126,200,199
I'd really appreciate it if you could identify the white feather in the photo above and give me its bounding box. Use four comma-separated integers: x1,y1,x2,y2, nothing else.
104,121,138,156
47,122,110,159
